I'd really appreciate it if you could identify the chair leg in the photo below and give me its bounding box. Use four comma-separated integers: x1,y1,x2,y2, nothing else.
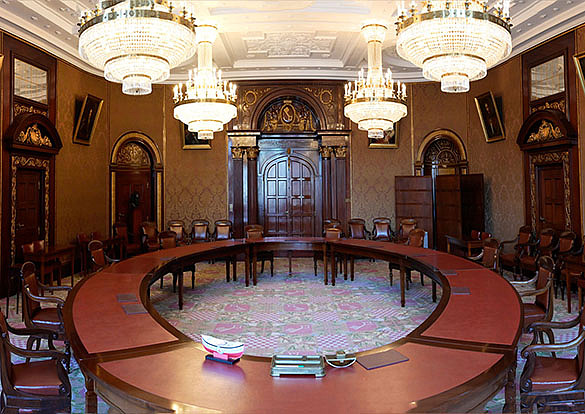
226,261,230,282
388,263,393,286
232,258,237,282
343,257,348,281
567,273,572,313
191,266,195,289
270,257,274,277
350,257,355,281
314,255,318,276
172,273,177,293
420,272,424,286
261,259,265,274
160,274,164,289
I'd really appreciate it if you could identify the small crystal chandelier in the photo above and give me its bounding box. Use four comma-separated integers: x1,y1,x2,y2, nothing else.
396,0,512,93
173,23,237,140
344,22,408,139
78,0,197,96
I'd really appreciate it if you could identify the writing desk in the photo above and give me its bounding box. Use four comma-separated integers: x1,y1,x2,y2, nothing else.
24,244,76,285
445,235,484,257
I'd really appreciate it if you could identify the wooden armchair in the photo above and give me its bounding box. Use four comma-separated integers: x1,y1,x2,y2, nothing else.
510,256,555,334
113,222,141,258
518,228,558,280
389,228,427,287
88,240,120,272
245,225,274,277
213,220,236,282
554,230,579,302
314,227,343,276
0,310,71,413
22,240,62,286
498,225,534,278
168,220,189,245
191,219,211,243
562,237,584,313
519,309,585,412
348,218,370,240
468,238,500,271
372,217,393,242
140,221,159,252
394,218,417,244
20,262,71,372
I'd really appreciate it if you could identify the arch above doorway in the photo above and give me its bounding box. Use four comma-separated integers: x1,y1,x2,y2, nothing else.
415,129,468,176
110,132,164,237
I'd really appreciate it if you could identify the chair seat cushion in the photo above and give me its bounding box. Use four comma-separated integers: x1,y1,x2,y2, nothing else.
31,308,61,327
520,256,537,269
12,360,64,395
499,252,516,266
523,303,547,328
530,356,579,391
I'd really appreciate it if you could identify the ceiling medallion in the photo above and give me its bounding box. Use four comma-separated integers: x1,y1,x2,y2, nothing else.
78,0,197,95
173,23,237,140
344,22,408,139
396,0,512,93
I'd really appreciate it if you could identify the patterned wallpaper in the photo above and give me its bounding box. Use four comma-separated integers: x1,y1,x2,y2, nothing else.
576,27,585,235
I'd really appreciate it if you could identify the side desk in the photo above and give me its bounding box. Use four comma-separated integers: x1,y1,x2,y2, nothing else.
24,244,76,285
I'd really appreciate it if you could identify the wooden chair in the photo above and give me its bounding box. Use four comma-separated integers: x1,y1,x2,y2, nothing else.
323,219,343,237
395,218,417,244
498,225,534,278
140,221,159,252
518,228,558,280
348,218,370,240
0,310,71,413
314,227,343,276
168,220,189,245
511,256,555,334
245,225,274,277
22,240,62,286
20,262,71,372
76,232,91,275
88,240,120,272
372,217,393,241
113,222,141,258
191,219,211,243
468,238,500,271
213,220,236,282
389,228,427,287
519,307,585,412
562,236,584,313
554,230,579,301
157,231,184,292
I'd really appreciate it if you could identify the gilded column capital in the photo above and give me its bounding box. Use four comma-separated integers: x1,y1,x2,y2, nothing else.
246,147,260,160
231,147,245,160
319,146,333,159
334,146,347,158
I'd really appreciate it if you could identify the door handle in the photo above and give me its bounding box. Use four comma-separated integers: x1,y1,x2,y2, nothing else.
16,223,25,229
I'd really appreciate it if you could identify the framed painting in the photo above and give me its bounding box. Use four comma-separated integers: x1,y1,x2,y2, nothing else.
181,123,211,149
474,91,505,143
574,52,585,95
368,121,399,148
73,94,103,145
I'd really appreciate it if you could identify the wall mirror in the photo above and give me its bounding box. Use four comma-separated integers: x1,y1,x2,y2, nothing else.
530,55,565,101
13,58,48,104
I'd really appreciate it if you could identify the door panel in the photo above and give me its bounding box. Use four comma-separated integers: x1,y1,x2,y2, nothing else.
15,169,43,261
537,164,564,231
115,170,153,240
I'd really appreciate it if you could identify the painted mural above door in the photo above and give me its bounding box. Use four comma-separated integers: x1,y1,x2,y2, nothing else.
259,98,319,133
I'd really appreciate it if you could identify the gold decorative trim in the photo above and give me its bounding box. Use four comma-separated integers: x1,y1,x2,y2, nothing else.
529,151,571,230
13,103,48,117
334,146,347,158
319,146,333,159
246,147,259,160
231,147,245,160
240,87,272,129
11,156,50,265
530,99,565,114
527,120,563,143
117,142,151,167
16,124,53,147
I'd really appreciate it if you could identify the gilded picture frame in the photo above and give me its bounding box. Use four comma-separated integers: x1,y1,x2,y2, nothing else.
574,52,585,96
0,54,4,70
73,94,103,145
368,121,399,148
181,123,211,150
474,91,505,143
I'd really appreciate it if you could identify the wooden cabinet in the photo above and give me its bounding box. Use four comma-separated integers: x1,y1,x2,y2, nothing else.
395,174,485,250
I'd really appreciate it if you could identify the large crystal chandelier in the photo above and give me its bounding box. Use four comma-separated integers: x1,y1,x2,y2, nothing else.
78,0,197,95
173,23,237,140
344,22,408,139
396,0,512,93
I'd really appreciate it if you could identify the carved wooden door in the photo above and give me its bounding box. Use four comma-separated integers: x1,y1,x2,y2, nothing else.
262,154,315,237
115,170,153,239
537,164,565,231
15,169,43,260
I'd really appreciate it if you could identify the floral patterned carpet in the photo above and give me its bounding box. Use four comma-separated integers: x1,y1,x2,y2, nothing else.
1,258,581,413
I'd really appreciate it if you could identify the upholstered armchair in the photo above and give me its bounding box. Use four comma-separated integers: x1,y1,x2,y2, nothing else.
394,218,417,244
113,222,141,258
348,218,370,240
553,230,579,302
498,225,534,278
0,310,71,413
213,220,235,282
191,219,211,243
168,220,189,245
313,227,342,276
88,240,120,272
22,240,62,285
140,221,159,252
468,238,500,272
245,224,274,277
518,228,558,279
562,237,584,313
389,228,427,287
372,217,393,242
157,231,187,291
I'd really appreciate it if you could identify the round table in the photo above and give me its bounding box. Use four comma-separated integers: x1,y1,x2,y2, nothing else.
64,237,522,413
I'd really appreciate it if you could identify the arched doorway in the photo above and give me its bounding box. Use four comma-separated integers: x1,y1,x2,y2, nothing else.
110,132,163,240
415,129,468,177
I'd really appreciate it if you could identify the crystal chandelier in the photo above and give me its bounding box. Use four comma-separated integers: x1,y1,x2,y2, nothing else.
396,0,512,93
173,23,237,140
78,0,197,95
344,22,408,139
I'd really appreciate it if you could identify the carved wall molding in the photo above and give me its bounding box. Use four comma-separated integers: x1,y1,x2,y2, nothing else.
10,156,50,264
303,86,337,129
239,87,272,129
259,98,318,133
415,129,468,176
244,32,335,58
319,146,333,158
528,151,571,230
16,124,53,147
530,99,566,115
231,147,245,160
13,103,48,117
527,120,563,143
334,146,347,158
246,147,260,160
116,142,151,167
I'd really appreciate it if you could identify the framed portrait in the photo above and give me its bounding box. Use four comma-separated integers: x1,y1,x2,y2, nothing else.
73,94,103,145
474,91,505,143
181,123,211,150
574,52,585,96
368,121,399,148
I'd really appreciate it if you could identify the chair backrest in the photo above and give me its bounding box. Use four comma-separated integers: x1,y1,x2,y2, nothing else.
471,230,481,240
88,240,107,268
245,225,264,240
325,228,342,239
538,227,557,253
21,262,41,318
399,219,417,238
577,308,585,375
90,231,103,241
479,231,492,240
558,231,578,254
535,256,554,311
159,231,177,249
168,220,186,243
191,219,210,242
32,239,45,253
113,223,129,244
76,233,91,245
481,238,500,270
141,222,158,241
0,310,14,383
517,225,533,245
21,242,34,255
323,219,341,228
407,229,426,248
214,220,233,240
348,219,366,239
372,217,391,241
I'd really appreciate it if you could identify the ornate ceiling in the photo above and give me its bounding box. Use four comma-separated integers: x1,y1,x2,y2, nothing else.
1,0,585,82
